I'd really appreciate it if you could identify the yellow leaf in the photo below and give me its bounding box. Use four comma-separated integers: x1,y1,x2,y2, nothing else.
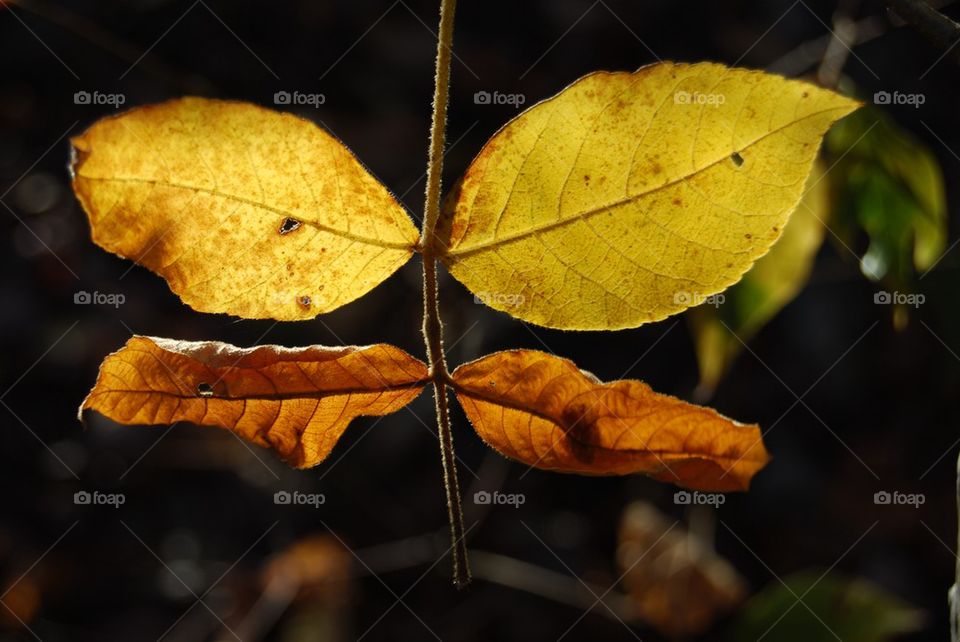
451,349,769,491
438,62,860,330
71,98,417,321
690,160,829,394
80,336,429,467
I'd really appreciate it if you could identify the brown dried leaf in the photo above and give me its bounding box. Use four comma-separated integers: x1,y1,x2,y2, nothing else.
618,501,747,637
80,336,429,467
451,350,769,491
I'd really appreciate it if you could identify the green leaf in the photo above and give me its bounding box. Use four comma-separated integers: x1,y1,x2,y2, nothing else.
825,106,946,294
727,571,925,642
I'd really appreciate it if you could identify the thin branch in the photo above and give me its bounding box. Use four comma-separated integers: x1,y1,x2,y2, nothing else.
888,0,960,64
952,450,960,642
470,551,636,622
419,0,470,588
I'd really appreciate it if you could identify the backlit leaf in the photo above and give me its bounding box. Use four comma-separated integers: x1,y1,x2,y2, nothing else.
71,97,418,321
450,350,769,491
438,61,860,330
690,161,829,395
80,336,429,467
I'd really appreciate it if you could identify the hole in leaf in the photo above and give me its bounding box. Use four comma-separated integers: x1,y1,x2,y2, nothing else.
279,217,302,235
196,382,214,397
730,152,744,167
298,295,312,309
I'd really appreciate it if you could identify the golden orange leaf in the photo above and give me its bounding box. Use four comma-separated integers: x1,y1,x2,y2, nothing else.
70,97,418,320
451,350,769,491
80,336,429,467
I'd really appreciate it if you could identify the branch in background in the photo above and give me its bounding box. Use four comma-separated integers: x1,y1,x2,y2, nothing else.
769,16,885,77
952,451,960,642
469,551,637,623
888,0,960,65
817,0,861,89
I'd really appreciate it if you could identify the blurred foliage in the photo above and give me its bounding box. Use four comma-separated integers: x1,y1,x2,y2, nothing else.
727,570,925,642
617,502,746,638
257,535,352,642
691,100,950,391
825,103,947,328
689,162,829,396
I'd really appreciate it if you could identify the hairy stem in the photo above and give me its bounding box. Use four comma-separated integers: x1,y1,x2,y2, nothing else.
420,0,469,588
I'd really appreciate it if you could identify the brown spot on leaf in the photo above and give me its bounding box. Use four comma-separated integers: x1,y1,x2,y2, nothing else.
298,295,312,309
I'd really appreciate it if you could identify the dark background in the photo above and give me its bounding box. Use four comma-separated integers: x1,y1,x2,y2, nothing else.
1,0,958,640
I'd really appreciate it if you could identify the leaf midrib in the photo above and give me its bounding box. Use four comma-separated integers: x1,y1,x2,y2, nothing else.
79,175,416,251
454,383,768,465
445,105,851,258
87,379,429,401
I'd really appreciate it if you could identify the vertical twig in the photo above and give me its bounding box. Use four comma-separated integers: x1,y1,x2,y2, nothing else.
951,451,960,642
419,0,470,588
